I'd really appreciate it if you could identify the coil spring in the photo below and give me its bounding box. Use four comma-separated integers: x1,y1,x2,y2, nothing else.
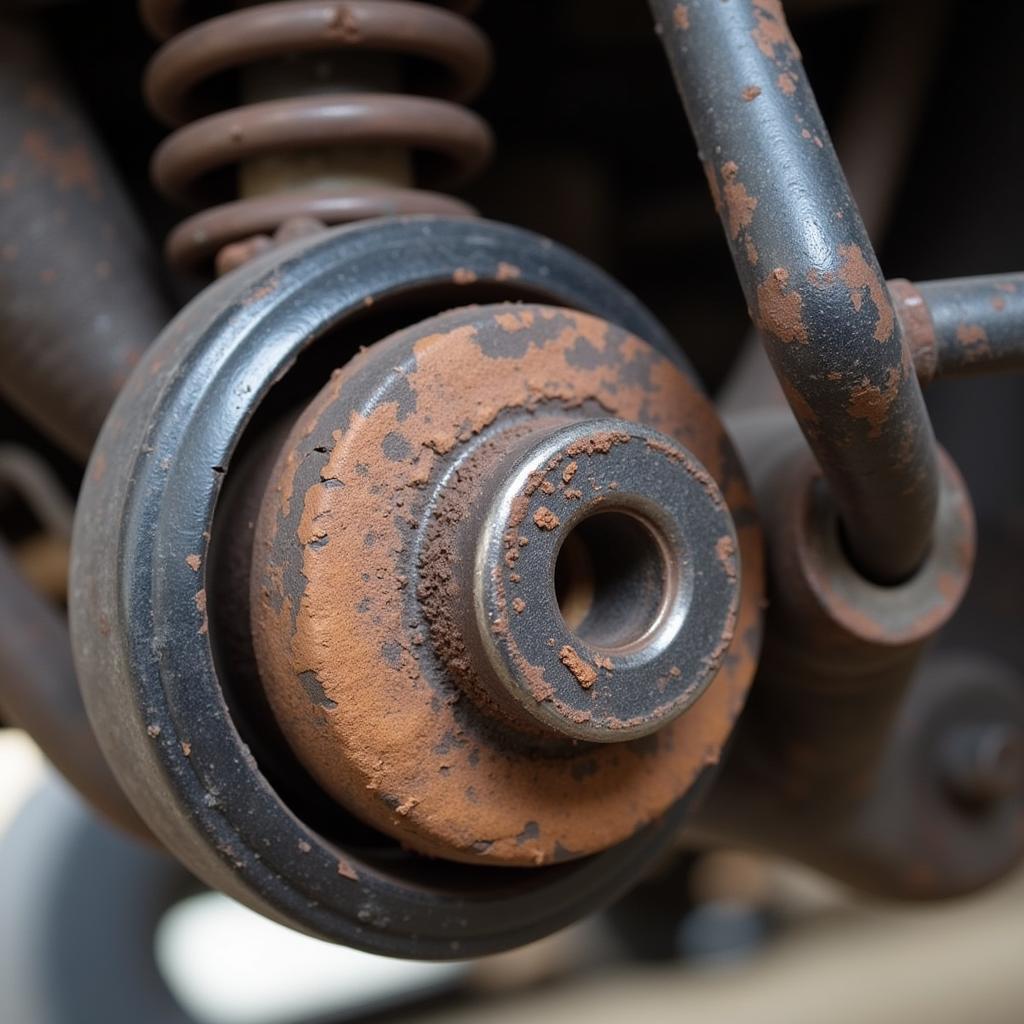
141,0,494,275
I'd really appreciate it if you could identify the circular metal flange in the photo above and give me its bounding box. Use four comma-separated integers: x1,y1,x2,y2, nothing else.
252,303,752,867
794,449,974,646
469,417,738,743
70,216,764,957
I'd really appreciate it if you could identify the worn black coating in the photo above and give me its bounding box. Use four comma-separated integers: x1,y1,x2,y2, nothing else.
0,20,170,461
0,542,146,838
917,274,1024,379
69,215,710,958
649,0,938,584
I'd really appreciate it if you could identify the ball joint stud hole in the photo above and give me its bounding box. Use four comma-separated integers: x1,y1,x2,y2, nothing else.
554,509,675,655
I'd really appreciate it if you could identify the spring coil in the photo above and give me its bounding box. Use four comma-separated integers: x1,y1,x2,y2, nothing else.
141,0,494,274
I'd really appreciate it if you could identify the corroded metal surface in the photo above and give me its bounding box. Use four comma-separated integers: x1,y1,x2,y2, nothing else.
69,216,761,957
893,274,1024,383
683,410,1018,900
649,0,939,584
0,19,168,460
464,417,738,744
142,0,494,273
252,303,762,866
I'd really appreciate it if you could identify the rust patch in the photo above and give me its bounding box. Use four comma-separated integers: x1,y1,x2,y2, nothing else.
195,588,208,635
185,554,202,572
716,535,738,579
721,161,758,240
20,130,101,199
848,367,902,437
560,645,598,688
954,323,991,363
742,85,762,102
452,267,478,285
889,279,937,384
777,71,797,95
534,506,560,530
496,262,522,281
992,296,1006,312
673,3,690,29
751,0,801,62
837,245,895,342
562,461,578,484
756,267,808,344
336,857,359,880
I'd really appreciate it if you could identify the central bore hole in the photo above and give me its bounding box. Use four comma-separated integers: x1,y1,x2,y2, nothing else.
554,510,671,653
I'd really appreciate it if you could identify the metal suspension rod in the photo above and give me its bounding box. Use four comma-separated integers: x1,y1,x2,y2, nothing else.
0,19,170,462
0,541,147,839
650,0,940,584
891,273,1024,384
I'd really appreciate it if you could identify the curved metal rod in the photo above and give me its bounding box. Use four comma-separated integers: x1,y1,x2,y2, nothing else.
650,0,939,584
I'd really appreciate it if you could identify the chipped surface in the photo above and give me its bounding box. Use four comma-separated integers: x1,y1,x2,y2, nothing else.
756,268,808,344
559,645,598,688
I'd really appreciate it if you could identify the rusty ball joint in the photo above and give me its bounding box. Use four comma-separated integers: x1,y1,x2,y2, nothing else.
71,217,764,957
252,303,754,867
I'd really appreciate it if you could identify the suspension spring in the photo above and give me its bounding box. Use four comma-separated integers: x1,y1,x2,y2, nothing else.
141,0,494,275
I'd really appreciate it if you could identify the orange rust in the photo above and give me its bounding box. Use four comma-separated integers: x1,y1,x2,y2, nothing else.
992,296,1006,312
562,460,578,484
756,267,808,344
744,235,759,266
777,71,797,95
837,245,895,343
716,535,738,579
20,130,101,199
496,261,522,281
721,160,758,241
847,366,903,438
889,278,937,383
533,506,560,530
185,553,202,571
673,3,690,30
751,0,801,62
452,267,478,285
954,323,991,362
742,85,762,102
194,588,208,635
251,305,764,866
559,645,598,688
